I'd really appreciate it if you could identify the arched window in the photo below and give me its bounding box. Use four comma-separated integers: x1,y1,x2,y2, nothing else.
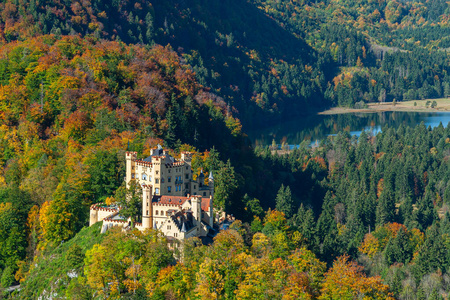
142,173,147,180
156,210,159,215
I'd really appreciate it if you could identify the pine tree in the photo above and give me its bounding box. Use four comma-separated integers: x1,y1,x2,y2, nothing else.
275,184,295,219
384,228,412,265
294,204,316,247
414,188,438,232
214,159,238,211
164,106,176,149
376,189,395,226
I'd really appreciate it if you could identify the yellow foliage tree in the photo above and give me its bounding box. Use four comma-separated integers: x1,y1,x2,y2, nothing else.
319,255,394,300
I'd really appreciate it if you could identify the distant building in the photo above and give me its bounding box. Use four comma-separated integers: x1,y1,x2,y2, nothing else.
89,145,215,241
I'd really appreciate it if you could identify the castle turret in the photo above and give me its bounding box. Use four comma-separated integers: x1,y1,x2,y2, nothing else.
89,207,98,226
198,168,205,188
125,151,137,186
142,185,153,229
209,195,214,227
208,171,214,197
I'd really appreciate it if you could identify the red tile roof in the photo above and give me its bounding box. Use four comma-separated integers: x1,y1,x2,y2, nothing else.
152,195,211,211
201,197,212,211
153,195,188,205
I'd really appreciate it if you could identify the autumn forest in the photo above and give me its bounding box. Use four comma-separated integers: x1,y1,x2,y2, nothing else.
2,0,450,299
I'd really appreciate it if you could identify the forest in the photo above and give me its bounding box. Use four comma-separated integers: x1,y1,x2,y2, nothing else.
1,0,450,124
1,0,450,299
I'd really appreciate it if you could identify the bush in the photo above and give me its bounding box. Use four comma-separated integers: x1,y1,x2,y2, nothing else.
354,101,368,109
1,266,15,288
431,101,437,108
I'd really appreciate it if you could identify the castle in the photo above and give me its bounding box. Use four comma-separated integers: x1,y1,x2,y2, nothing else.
89,145,215,242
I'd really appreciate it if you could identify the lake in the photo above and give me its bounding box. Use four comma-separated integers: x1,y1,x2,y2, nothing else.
247,111,450,148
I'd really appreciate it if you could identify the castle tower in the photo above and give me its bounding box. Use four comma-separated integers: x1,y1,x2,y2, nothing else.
142,185,153,229
208,171,214,197
198,168,205,187
208,195,214,227
192,196,201,226
89,207,98,226
125,151,137,187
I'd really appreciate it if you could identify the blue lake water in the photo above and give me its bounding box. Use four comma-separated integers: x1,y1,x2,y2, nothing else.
247,111,450,148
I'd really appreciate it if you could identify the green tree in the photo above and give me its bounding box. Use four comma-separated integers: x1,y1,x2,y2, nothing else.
115,180,143,229
0,202,27,270
384,228,412,265
87,150,123,203
1,266,14,288
214,159,238,211
294,204,317,247
376,189,395,226
275,184,295,219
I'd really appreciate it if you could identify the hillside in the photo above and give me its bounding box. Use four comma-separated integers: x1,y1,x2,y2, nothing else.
0,35,255,295
0,0,331,125
12,222,103,299
1,0,450,123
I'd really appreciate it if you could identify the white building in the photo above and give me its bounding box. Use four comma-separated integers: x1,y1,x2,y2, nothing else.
89,145,215,241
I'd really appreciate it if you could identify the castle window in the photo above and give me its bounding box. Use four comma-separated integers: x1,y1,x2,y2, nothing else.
167,225,171,230
142,174,147,180
155,188,159,194
156,210,158,215
161,177,164,183
155,178,159,184
185,174,189,179
168,186,171,193
132,166,135,170
203,192,206,196
156,171,159,175
131,173,135,179
186,166,188,170
168,169,171,173
185,183,189,189
194,185,196,189
168,176,171,183
146,210,148,215
149,176,152,182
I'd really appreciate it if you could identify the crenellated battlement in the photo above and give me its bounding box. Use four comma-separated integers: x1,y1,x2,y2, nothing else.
90,204,119,213
91,144,215,240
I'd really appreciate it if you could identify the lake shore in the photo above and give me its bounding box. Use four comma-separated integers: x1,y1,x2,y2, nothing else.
319,98,450,115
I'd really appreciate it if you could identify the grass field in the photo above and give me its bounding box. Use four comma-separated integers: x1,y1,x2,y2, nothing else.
319,98,450,115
